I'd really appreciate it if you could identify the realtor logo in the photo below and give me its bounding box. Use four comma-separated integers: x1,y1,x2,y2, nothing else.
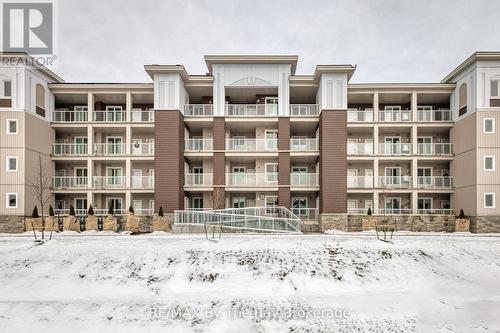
2,2,53,54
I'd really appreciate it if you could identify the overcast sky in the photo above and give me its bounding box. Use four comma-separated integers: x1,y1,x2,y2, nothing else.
55,0,500,83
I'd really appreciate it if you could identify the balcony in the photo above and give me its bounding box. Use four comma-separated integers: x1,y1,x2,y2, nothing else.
347,109,374,122
52,176,88,189
93,143,126,156
347,143,373,155
184,173,213,187
225,104,277,117
185,139,213,152
131,176,155,189
379,110,411,122
292,208,318,221
289,104,319,116
416,177,453,189
131,142,155,156
52,110,88,123
226,138,278,152
379,176,412,189
184,104,213,116
378,143,412,155
417,109,452,122
290,173,319,187
290,138,319,151
416,143,453,156
417,209,453,215
93,111,126,122
92,176,126,189
131,110,154,122
347,176,373,188
378,208,413,215
52,143,88,156
226,173,278,187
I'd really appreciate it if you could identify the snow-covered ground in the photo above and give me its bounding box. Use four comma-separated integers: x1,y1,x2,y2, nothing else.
0,231,499,332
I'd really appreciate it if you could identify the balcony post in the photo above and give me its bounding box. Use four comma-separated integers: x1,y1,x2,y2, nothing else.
373,191,379,214
411,91,417,122
412,191,418,215
373,91,379,122
373,157,379,188
373,124,379,155
125,125,131,155
126,91,132,122
87,92,93,121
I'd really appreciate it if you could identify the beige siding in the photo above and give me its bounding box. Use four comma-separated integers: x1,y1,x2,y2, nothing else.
477,185,500,215
0,111,25,147
25,112,53,155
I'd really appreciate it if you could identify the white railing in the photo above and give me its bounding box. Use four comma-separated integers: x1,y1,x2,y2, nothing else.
347,109,374,122
52,176,88,189
378,143,412,155
93,111,126,122
290,138,319,151
417,109,452,122
379,110,411,122
184,173,213,187
417,176,453,189
379,176,412,189
131,110,154,122
292,208,318,221
226,104,277,117
93,208,128,216
93,143,126,156
130,176,155,189
347,208,372,215
52,143,88,156
54,208,89,216
347,176,373,188
92,176,126,189
417,209,453,215
416,143,453,156
289,104,319,116
226,138,278,152
379,208,412,215
290,173,319,187
347,142,373,155
130,142,155,155
52,110,88,122
185,138,213,152
226,173,278,187
184,104,213,116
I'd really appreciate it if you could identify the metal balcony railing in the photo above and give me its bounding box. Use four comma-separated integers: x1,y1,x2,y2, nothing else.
52,143,88,156
130,176,155,189
289,104,319,116
347,176,374,188
417,209,453,215
130,142,155,156
416,143,453,156
347,142,373,155
93,143,126,156
379,110,411,122
290,173,319,187
92,176,126,189
226,173,278,187
226,138,278,152
226,104,277,117
347,109,374,122
292,208,319,221
184,173,213,187
378,143,412,155
417,109,452,122
379,176,412,189
185,138,213,152
290,138,319,151
131,110,154,122
52,110,88,122
184,104,213,116
416,176,453,189
93,111,126,122
52,176,88,189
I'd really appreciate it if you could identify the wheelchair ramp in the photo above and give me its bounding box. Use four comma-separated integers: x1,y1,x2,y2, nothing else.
174,206,301,233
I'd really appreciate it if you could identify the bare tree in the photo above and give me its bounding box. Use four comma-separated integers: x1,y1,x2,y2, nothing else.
27,154,52,240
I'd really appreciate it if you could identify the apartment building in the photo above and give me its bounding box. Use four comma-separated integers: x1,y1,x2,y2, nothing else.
1,52,499,233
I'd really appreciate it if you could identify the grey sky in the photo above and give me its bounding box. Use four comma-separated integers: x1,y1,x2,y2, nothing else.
55,0,500,83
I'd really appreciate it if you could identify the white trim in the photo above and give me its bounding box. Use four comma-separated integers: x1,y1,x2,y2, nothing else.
6,193,17,208
484,192,496,209
384,136,401,143
1,79,12,98
291,166,308,173
264,162,278,183
105,105,123,111
6,119,18,134
292,196,308,208
418,197,433,210
106,197,123,210
417,136,433,144
483,118,495,133
484,155,495,171
6,156,18,172
232,166,245,173
385,197,401,209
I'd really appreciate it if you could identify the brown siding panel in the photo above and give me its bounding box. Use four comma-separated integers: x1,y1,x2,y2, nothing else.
154,110,184,213
0,99,12,108
213,152,225,186
278,187,291,208
278,117,290,150
319,110,347,213
213,117,225,150
278,151,290,208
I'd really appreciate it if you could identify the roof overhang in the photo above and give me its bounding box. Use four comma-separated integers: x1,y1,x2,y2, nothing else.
314,64,357,81
0,52,64,83
204,55,299,74
48,83,153,93
441,51,500,83
144,64,189,81
348,82,456,93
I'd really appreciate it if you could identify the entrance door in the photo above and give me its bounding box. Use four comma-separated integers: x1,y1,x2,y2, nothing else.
417,137,433,155
74,137,88,155
292,197,308,218
106,167,123,187
365,169,373,187
292,166,308,185
192,167,203,185
417,167,433,187
106,136,123,155
384,136,401,155
192,197,204,210
132,169,142,188
265,130,278,151
106,106,123,121
74,167,88,188
265,163,278,184
265,195,279,215
233,167,245,185
365,139,373,155
265,97,278,116
107,198,123,213
132,139,142,155
74,105,88,122
385,197,401,214
232,197,246,209
132,200,142,214
347,169,357,187
418,198,432,213
75,198,87,216
347,139,357,155
347,200,358,213
148,200,155,214
384,167,401,187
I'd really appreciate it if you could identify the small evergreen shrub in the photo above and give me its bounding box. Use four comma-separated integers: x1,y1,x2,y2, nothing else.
108,204,114,216
458,208,465,219
69,204,76,216
87,205,94,216
31,206,39,218
129,205,135,214
367,207,372,216
158,206,164,217
58,202,63,210
48,205,55,217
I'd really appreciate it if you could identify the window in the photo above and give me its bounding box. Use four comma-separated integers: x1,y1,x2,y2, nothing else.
458,83,467,117
6,156,17,171
6,193,17,208
3,80,11,97
6,119,17,134
484,193,495,208
35,84,45,117
484,156,495,171
265,163,278,183
484,118,495,133
492,80,499,97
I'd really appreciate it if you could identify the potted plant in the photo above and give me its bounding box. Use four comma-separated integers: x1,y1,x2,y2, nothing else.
455,208,470,232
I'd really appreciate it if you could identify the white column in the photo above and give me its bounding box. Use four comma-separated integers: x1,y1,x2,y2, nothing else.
125,125,131,155
373,124,379,155
87,191,93,208
412,191,418,214
373,157,379,188
373,91,379,122
125,158,131,211
126,91,132,122
373,191,379,214
411,90,417,122
125,191,131,212
87,92,93,121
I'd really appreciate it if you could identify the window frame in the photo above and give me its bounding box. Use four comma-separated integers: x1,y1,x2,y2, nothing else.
6,156,18,172
484,155,495,171
484,118,495,133
491,80,499,98
6,119,17,134
2,80,12,98
6,193,17,209
484,192,496,209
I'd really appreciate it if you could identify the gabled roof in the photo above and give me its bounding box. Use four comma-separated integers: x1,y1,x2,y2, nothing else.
0,52,64,83
441,51,500,83
204,54,299,74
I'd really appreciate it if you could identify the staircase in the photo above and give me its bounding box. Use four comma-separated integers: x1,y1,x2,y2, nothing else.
174,206,302,233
